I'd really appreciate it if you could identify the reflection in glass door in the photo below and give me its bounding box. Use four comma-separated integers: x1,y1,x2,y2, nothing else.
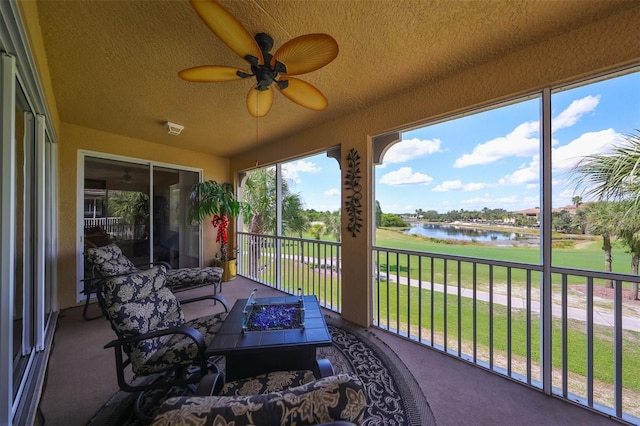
153,167,199,268
81,156,201,294
84,158,151,267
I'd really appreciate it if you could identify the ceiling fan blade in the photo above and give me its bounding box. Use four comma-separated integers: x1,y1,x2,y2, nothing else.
179,65,248,82
190,0,263,64
272,34,338,75
276,77,328,111
247,87,274,117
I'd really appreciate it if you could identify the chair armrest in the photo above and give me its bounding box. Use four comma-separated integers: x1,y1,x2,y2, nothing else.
151,260,172,270
180,294,229,312
195,372,225,396
104,324,206,352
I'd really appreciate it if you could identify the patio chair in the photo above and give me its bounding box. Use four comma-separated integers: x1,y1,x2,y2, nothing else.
152,359,367,426
83,243,223,320
96,264,229,422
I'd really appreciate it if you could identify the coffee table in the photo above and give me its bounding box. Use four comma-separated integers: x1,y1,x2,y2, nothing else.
207,295,332,381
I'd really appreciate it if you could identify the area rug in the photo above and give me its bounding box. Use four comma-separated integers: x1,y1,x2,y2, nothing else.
88,315,436,425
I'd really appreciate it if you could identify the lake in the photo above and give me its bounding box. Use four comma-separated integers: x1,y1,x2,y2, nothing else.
404,223,536,245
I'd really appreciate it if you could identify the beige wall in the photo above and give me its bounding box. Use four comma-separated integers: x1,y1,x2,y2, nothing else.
18,0,62,137
57,123,229,308
230,8,640,326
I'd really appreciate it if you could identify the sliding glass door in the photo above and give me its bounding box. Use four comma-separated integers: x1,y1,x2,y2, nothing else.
153,166,199,269
80,154,201,299
1,52,57,425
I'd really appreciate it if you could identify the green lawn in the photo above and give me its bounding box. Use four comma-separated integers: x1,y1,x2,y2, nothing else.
375,281,640,392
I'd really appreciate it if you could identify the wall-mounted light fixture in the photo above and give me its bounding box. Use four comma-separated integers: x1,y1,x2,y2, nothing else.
164,121,184,136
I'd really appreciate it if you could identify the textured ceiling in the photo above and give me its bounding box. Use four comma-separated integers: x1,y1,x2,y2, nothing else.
34,0,638,157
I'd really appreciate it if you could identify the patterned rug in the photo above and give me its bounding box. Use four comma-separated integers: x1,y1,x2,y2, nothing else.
88,315,436,425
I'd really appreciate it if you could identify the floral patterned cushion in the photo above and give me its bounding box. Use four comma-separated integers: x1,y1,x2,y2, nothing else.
102,265,227,375
86,243,137,276
86,243,222,291
152,373,367,426
139,312,227,375
219,370,316,396
165,267,223,290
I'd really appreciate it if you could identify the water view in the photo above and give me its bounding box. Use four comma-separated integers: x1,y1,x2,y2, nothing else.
404,223,536,245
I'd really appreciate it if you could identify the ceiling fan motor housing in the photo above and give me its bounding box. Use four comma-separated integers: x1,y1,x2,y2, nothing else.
250,33,288,91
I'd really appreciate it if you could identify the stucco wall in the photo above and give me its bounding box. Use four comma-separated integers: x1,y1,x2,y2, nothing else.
230,8,640,326
57,122,229,308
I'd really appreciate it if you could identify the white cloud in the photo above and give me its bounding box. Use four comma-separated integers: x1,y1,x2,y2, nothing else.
460,195,519,206
384,138,442,164
496,129,622,186
380,202,410,214
379,167,433,185
552,128,623,171
500,157,540,185
453,95,601,168
453,121,539,168
552,95,600,130
432,180,489,192
324,188,340,196
282,160,320,183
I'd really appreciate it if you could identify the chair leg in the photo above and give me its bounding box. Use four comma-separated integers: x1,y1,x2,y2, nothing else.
82,291,102,321
134,390,159,424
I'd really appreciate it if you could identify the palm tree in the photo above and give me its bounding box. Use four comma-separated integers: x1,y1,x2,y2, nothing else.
573,131,640,297
190,180,251,261
572,195,583,209
583,201,620,288
573,131,640,205
242,167,307,275
309,223,326,240
324,210,341,242
243,167,306,235
283,195,308,237
614,201,640,299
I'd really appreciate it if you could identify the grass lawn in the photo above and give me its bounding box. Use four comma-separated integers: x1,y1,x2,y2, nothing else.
375,281,640,393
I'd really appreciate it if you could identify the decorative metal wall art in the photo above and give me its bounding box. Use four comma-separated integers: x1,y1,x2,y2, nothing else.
345,148,363,237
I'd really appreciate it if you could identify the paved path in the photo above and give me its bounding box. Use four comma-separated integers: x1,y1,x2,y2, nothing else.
380,273,640,332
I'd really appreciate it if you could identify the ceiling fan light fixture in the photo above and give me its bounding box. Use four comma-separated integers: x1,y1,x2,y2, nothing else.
164,121,184,136
180,0,338,117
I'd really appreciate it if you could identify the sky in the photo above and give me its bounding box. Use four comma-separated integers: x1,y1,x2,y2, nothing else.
280,70,640,214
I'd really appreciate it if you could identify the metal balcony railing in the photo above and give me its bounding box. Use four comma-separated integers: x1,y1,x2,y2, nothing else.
84,217,146,240
373,245,640,424
235,232,639,423
237,232,342,312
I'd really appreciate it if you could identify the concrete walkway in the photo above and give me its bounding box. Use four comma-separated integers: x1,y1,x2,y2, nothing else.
381,273,640,332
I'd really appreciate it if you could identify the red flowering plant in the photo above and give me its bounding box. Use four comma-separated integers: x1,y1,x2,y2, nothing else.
190,180,251,261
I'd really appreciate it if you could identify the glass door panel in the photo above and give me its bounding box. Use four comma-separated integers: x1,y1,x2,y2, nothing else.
153,166,199,268
13,104,27,399
84,157,150,267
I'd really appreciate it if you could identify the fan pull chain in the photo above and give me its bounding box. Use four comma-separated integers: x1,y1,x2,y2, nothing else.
255,96,259,168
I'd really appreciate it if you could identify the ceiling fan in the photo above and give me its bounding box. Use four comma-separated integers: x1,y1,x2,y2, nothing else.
121,168,133,184
179,0,339,117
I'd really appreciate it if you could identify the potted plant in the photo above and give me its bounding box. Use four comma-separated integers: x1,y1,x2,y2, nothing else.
190,180,251,281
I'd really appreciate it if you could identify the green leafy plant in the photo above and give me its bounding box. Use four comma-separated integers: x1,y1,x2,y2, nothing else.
190,180,251,261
